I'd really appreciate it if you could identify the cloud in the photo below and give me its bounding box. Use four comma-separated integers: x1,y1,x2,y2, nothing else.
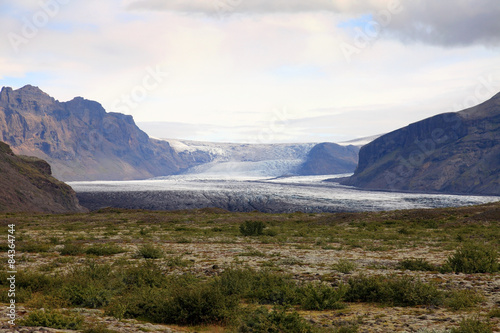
125,0,500,47
123,0,387,15
385,0,500,47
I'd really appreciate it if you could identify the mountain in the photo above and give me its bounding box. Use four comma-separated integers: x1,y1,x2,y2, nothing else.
0,141,86,213
0,85,361,181
343,92,500,195
297,143,358,175
162,139,359,177
0,85,187,181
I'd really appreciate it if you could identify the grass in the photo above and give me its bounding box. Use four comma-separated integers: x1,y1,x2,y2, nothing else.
2,202,499,332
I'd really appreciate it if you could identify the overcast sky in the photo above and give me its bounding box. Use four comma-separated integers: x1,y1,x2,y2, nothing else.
1,0,499,143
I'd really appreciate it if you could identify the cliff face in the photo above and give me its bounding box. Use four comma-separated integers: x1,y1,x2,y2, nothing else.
343,92,500,195
0,85,187,181
0,141,86,213
298,143,359,175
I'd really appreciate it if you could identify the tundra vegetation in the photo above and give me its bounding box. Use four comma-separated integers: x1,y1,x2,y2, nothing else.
1,202,499,332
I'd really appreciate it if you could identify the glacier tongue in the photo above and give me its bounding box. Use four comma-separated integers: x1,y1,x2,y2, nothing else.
162,139,317,177
184,159,305,177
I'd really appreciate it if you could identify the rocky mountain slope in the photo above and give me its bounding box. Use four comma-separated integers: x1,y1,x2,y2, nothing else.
0,85,187,181
343,92,500,195
0,141,86,213
298,142,359,175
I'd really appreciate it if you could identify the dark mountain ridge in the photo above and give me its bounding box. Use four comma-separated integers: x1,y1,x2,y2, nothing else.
0,85,187,181
343,92,500,195
0,141,86,213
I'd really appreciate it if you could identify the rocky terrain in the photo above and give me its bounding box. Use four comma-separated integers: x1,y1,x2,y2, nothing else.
0,202,498,332
298,142,359,175
0,141,85,213
343,92,500,195
0,85,187,181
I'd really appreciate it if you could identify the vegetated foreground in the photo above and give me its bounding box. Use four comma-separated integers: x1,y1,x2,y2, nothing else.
0,202,499,333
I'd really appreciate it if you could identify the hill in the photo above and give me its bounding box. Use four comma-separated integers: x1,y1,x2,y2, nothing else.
0,85,187,181
343,92,500,195
0,141,86,213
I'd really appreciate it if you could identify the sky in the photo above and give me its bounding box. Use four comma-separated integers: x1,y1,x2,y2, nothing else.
1,0,499,143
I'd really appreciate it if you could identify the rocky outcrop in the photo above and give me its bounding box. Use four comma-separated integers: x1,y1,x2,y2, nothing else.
0,141,86,213
0,85,187,181
298,143,359,175
343,92,500,195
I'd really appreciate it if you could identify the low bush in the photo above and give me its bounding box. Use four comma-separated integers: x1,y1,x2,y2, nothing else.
121,261,169,288
107,280,238,326
445,289,484,311
61,261,116,308
450,317,493,333
59,243,85,256
135,244,163,259
398,258,437,271
161,282,239,325
85,244,126,256
240,221,266,236
19,310,84,330
246,270,300,305
238,307,318,333
19,242,52,253
345,274,443,307
215,268,299,305
63,284,112,308
332,259,357,274
487,308,500,318
446,242,498,273
299,282,347,310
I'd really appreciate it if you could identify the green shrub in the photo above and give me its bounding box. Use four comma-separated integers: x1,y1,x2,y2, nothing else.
60,243,85,256
19,242,52,253
487,308,500,318
332,259,357,274
16,271,60,293
105,286,168,320
136,244,163,259
246,270,300,305
445,289,484,311
238,307,318,333
109,280,238,326
450,317,493,333
215,268,254,297
166,255,192,267
85,244,126,256
63,284,112,308
62,261,116,308
215,268,299,306
446,242,498,273
121,261,169,288
19,310,84,330
240,221,266,236
160,282,239,325
345,274,443,307
299,282,347,311
398,258,437,272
